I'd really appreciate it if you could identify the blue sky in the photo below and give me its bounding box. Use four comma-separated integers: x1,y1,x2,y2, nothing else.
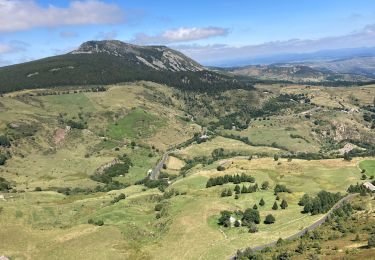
0,0,375,66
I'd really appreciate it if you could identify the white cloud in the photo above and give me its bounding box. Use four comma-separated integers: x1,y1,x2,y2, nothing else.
132,27,229,44
175,24,375,64
0,0,124,32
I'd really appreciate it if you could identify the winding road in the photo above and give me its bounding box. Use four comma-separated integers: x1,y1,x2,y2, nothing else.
231,193,358,259
149,150,175,180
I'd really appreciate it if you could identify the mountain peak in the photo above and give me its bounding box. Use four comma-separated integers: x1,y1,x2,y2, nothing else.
71,40,204,72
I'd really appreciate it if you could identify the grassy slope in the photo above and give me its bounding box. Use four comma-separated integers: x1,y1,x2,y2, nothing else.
359,160,375,177
0,83,374,259
177,136,280,160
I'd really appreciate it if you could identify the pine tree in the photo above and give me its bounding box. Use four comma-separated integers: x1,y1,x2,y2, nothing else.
234,184,241,194
280,199,288,209
264,214,276,224
259,198,265,206
272,201,278,210
253,204,258,210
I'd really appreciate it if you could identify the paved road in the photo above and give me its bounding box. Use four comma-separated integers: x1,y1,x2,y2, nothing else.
231,193,358,259
149,150,175,180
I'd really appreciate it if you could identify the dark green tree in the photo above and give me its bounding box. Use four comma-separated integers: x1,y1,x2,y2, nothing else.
234,184,241,194
264,214,275,224
259,198,265,206
272,201,279,210
242,208,260,225
280,199,288,209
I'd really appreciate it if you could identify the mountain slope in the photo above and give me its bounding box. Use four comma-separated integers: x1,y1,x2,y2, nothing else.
0,40,248,93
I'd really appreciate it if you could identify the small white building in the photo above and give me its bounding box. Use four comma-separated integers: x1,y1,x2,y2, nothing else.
363,182,375,191
229,216,242,227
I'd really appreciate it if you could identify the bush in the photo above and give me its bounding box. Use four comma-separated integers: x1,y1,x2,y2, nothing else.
154,203,163,212
259,198,265,206
34,187,42,192
216,165,225,171
261,181,269,190
264,214,275,224
248,222,258,233
111,193,126,204
368,234,375,248
88,219,104,226
274,184,291,194
0,177,11,192
0,135,11,147
272,201,279,210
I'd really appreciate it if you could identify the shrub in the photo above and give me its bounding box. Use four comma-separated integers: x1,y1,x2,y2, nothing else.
111,193,126,204
0,135,11,147
272,201,279,210
155,203,163,211
368,234,375,248
34,187,42,192
274,184,291,194
248,222,258,233
259,198,265,206
261,181,269,190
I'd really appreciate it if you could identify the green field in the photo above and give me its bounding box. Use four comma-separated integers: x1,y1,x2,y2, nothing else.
107,108,165,140
359,160,375,177
1,155,368,259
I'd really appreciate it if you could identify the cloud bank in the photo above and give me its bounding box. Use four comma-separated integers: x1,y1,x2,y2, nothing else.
132,27,229,44
0,0,124,32
175,24,375,65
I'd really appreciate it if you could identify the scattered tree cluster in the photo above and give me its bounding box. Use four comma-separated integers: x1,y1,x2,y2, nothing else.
299,191,342,215
274,184,292,194
206,174,255,188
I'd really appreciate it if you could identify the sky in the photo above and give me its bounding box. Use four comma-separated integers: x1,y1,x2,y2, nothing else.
1,0,375,66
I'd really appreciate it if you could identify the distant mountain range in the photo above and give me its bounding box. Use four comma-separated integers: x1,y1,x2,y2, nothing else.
0,40,247,93
221,49,375,83
212,47,375,67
